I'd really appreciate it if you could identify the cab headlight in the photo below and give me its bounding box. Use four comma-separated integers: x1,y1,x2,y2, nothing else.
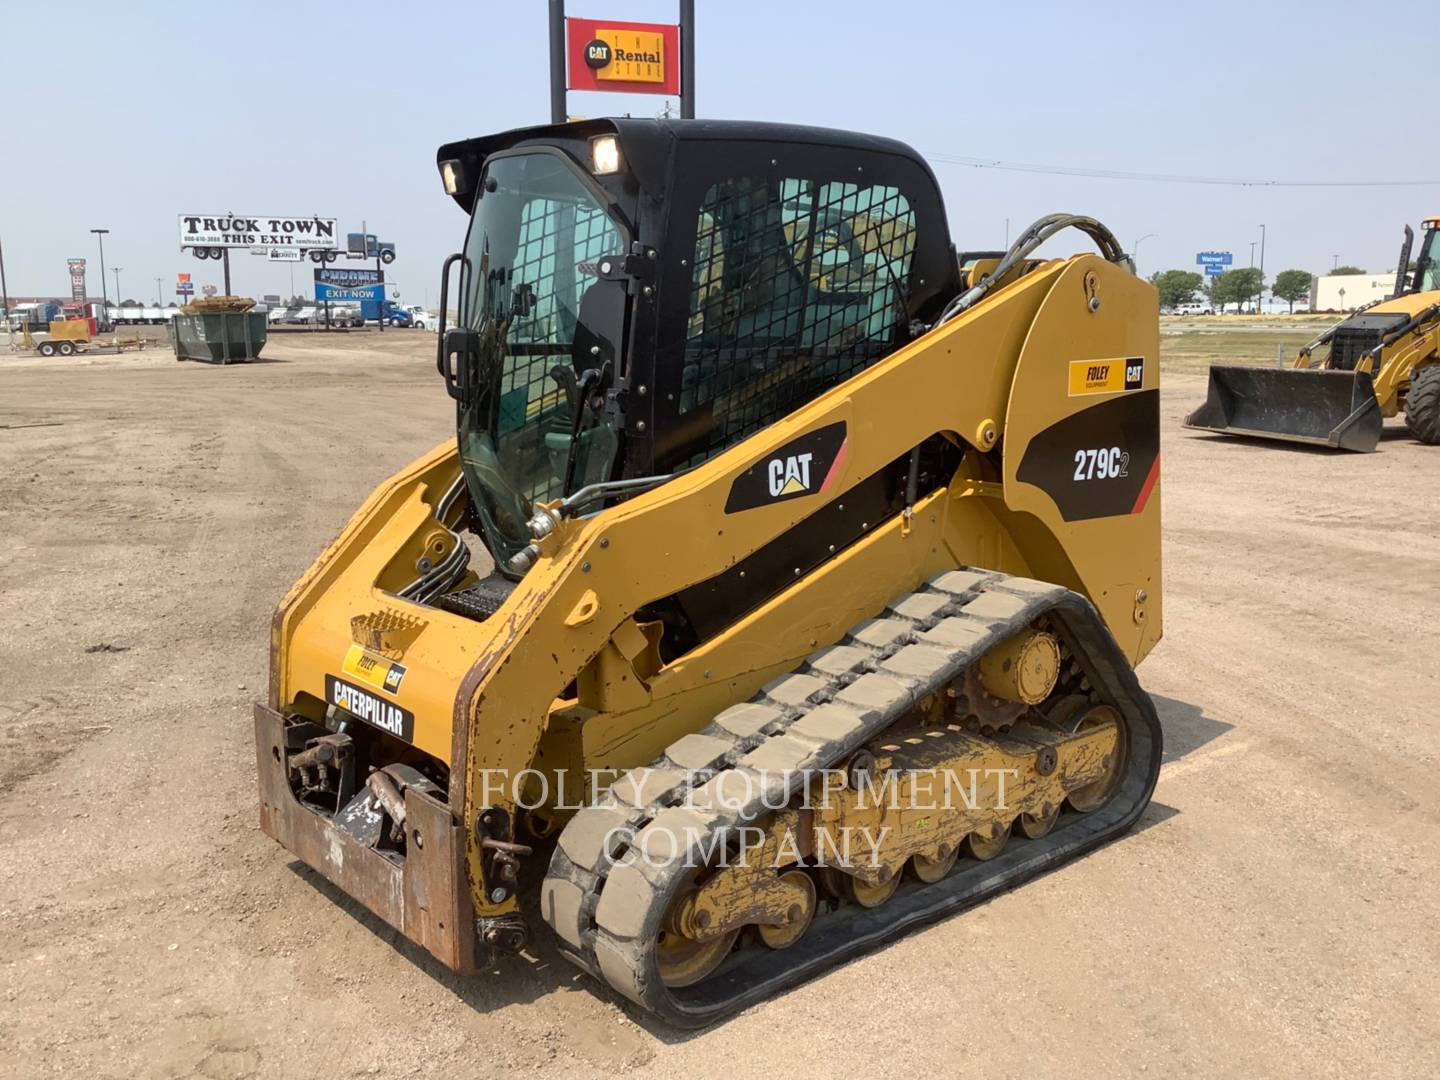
439,158,464,195
590,135,621,175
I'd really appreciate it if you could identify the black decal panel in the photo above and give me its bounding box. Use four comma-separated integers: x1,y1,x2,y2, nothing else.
325,675,415,743
724,421,848,514
1016,390,1159,521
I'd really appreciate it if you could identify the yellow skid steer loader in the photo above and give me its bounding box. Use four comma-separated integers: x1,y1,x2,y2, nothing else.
257,119,1164,1026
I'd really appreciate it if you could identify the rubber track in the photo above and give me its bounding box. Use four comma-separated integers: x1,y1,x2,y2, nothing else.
540,570,1163,1027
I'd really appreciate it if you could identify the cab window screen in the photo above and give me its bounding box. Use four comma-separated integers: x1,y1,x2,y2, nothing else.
680,177,915,463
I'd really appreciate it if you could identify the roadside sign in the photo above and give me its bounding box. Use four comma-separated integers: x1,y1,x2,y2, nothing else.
178,214,339,251
268,248,303,262
315,281,383,303
67,258,87,303
566,17,681,95
315,267,382,287
1205,264,1225,277
1196,251,1233,266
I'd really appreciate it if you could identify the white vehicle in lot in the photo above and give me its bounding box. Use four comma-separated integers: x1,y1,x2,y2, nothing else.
106,305,181,326
404,305,436,330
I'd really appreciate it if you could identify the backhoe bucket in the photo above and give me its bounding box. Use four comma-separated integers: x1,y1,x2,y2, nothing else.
1184,365,1382,452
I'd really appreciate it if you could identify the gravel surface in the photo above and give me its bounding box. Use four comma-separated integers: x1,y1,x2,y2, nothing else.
1,332,1436,1078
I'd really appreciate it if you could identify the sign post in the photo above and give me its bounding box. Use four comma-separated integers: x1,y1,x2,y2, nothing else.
0,233,10,344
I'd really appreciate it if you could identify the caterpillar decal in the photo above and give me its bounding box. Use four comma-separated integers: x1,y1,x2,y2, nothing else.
724,421,848,513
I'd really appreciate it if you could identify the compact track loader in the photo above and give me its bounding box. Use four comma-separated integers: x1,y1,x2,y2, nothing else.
258,119,1164,1026
1185,217,1440,451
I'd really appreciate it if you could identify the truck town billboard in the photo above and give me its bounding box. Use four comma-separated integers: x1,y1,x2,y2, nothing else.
179,215,340,250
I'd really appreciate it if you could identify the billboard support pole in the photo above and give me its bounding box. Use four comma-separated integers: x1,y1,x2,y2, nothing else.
222,248,232,296
0,232,11,345
550,0,567,124
679,0,695,118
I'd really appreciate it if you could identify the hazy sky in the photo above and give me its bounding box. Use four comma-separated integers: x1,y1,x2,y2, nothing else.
3,0,1436,304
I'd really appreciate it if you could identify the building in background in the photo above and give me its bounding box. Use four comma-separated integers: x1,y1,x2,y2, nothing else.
1311,271,1396,312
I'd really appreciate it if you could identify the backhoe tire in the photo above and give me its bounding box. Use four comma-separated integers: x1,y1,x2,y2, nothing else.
1405,364,1440,445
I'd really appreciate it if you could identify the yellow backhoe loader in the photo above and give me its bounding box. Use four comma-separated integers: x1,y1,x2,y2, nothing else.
257,119,1164,1026
1185,216,1440,451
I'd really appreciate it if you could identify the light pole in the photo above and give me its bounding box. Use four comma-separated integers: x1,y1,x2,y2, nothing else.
112,267,123,302
0,231,11,344
1134,233,1157,271
155,277,162,305
1332,254,1340,270
90,228,110,306
1258,224,1266,312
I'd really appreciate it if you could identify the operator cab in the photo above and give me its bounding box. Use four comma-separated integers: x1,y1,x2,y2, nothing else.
1411,217,1440,293
434,119,961,572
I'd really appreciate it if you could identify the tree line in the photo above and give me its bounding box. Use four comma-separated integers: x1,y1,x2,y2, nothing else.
1148,266,1323,314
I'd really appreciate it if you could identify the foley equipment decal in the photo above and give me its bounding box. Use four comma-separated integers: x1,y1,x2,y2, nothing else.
341,644,407,695
1068,357,1145,396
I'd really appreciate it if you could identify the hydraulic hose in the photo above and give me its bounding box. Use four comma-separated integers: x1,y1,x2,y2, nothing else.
937,213,1135,327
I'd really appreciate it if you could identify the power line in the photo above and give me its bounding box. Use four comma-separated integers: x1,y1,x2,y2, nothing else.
924,152,1439,188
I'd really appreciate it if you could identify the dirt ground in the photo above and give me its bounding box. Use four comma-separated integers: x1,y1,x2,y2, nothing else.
1,326,1437,1079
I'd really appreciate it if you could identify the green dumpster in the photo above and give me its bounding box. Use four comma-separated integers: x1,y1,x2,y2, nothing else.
170,311,268,364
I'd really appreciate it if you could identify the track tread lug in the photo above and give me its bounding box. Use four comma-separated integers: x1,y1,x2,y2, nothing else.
804,643,875,680
885,592,952,625
713,701,787,738
761,672,830,707
559,803,636,871
665,732,736,772
611,766,688,809
879,642,960,685
834,670,914,719
918,616,991,649
927,569,994,595
740,732,824,774
788,701,869,744
962,590,1030,621
541,876,589,950
847,617,914,650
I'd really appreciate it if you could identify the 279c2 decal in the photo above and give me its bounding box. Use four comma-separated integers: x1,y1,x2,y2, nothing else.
1016,390,1160,521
